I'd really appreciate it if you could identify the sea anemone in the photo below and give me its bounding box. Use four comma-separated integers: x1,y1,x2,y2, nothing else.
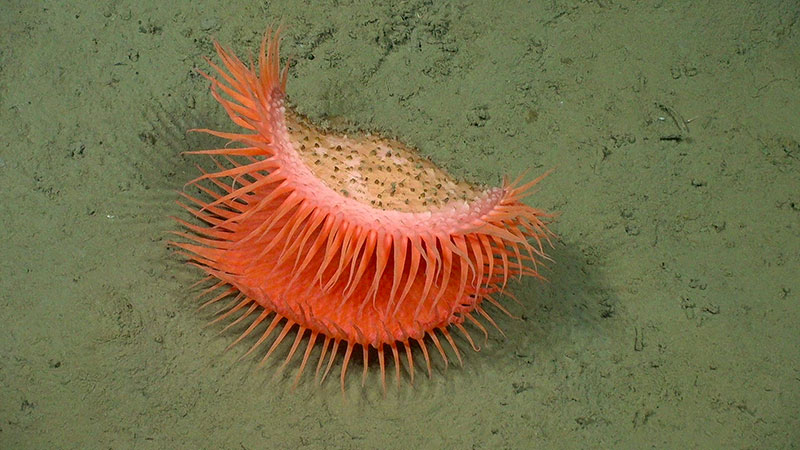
172,28,554,391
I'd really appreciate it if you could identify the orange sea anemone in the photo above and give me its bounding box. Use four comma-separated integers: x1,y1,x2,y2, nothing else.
172,28,554,391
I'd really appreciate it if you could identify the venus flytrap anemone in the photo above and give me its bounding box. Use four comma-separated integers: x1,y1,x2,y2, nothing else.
171,28,555,392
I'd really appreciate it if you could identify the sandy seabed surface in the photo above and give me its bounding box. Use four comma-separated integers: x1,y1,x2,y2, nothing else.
1,1,798,448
